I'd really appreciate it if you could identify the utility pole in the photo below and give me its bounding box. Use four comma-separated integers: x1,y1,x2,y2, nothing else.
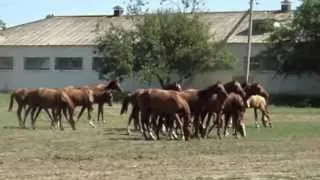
246,0,254,83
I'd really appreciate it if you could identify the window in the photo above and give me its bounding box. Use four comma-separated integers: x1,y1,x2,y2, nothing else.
24,57,50,70
92,57,103,71
0,57,13,70
55,57,83,70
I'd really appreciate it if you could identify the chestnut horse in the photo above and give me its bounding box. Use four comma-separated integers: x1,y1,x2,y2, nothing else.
121,82,182,135
63,87,96,128
137,89,192,141
221,93,247,138
70,80,122,123
22,88,75,130
242,82,269,103
166,82,228,139
200,80,247,137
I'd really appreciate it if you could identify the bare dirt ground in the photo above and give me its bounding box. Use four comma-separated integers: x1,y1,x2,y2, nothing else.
0,94,320,180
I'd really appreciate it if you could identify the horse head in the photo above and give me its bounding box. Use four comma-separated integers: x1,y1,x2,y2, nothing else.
163,81,183,91
105,79,123,92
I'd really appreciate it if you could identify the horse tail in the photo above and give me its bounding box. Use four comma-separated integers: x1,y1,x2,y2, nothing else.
61,91,75,110
120,94,131,115
8,92,15,112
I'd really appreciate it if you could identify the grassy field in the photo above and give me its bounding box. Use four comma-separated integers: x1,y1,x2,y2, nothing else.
1,94,320,180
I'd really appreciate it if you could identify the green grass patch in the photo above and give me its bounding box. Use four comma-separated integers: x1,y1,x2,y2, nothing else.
0,93,320,179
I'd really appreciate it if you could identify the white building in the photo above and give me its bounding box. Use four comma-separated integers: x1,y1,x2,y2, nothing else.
1,2,320,95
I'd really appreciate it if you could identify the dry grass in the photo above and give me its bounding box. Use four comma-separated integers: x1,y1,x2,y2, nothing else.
0,94,320,180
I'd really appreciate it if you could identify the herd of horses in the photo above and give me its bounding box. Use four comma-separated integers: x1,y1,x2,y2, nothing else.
7,79,272,141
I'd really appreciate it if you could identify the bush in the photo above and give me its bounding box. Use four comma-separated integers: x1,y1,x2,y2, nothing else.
270,93,320,107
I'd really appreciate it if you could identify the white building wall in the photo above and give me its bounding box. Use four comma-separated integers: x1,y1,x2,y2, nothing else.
1,45,320,96
0,46,101,90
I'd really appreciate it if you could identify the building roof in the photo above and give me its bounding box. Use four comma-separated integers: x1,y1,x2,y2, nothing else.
0,10,293,46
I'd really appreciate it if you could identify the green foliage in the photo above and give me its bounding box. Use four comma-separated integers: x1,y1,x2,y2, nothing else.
95,24,136,78
95,1,234,85
257,0,320,77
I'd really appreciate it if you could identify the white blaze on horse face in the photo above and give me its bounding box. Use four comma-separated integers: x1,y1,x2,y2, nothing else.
177,84,182,91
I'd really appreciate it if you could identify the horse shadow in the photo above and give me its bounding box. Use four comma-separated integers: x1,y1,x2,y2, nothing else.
108,136,143,141
3,125,56,131
103,127,129,136
3,126,25,130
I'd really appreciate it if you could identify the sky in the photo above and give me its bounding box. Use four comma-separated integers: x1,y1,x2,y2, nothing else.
0,0,302,27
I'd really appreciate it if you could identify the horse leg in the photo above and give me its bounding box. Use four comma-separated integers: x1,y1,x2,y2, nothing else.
22,106,33,128
231,113,239,138
30,107,37,130
98,103,106,123
140,110,150,140
204,112,213,138
136,109,144,134
64,107,76,130
223,113,231,137
261,106,272,128
127,111,134,135
54,108,63,131
149,114,158,140
87,106,96,128
156,116,165,139
174,114,185,141
216,112,223,139
193,114,201,139
254,108,259,128
76,106,85,122
17,104,23,127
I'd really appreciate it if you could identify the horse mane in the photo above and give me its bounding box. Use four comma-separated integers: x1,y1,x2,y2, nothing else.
198,83,220,98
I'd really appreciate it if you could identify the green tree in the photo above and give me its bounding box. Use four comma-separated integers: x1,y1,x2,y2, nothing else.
256,0,320,77
95,0,235,86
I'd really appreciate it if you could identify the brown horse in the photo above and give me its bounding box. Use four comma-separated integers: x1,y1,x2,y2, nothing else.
121,82,182,135
137,89,192,141
176,82,228,139
76,88,113,123
242,82,269,103
71,80,122,123
121,89,145,135
224,80,246,98
200,80,247,137
200,93,228,138
246,95,272,128
221,93,247,138
22,88,75,130
63,87,96,128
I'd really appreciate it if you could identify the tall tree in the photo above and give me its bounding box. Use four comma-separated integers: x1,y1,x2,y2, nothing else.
95,0,234,86
256,0,320,78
